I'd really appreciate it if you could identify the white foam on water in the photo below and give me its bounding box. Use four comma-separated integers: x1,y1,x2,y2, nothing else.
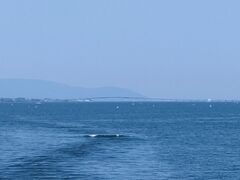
85,134,124,138
89,134,97,138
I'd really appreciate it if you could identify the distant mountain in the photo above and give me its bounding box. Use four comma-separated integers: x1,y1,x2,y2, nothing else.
0,79,143,99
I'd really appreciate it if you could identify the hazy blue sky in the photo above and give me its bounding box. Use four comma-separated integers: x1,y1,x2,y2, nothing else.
0,0,240,99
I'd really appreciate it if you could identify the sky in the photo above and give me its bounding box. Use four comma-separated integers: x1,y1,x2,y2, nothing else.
0,0,240,99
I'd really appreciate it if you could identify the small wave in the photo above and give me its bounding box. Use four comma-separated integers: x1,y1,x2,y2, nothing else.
84,134,126,138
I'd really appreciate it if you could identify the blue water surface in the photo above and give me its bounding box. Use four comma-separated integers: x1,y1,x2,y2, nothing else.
0,102,240,179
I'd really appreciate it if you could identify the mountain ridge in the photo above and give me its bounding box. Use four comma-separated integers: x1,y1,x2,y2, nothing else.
0,79,143,99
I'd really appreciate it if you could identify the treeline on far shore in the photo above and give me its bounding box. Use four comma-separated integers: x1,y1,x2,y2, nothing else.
0,98,76,103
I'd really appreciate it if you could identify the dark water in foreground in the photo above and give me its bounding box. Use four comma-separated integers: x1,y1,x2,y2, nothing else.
0,102,240,179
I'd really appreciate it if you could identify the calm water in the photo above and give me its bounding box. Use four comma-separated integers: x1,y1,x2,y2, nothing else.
0,102,240,179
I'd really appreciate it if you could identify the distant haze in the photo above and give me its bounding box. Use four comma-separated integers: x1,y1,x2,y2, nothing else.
0,0,240,99
0,79,142,99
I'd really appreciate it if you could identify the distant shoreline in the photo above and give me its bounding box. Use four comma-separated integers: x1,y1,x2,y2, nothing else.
0,97,239,103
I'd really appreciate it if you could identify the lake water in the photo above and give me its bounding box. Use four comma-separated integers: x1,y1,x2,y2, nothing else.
0,102,240,179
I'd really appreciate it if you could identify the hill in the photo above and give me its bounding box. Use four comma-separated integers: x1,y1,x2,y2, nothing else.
0,79,143,99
